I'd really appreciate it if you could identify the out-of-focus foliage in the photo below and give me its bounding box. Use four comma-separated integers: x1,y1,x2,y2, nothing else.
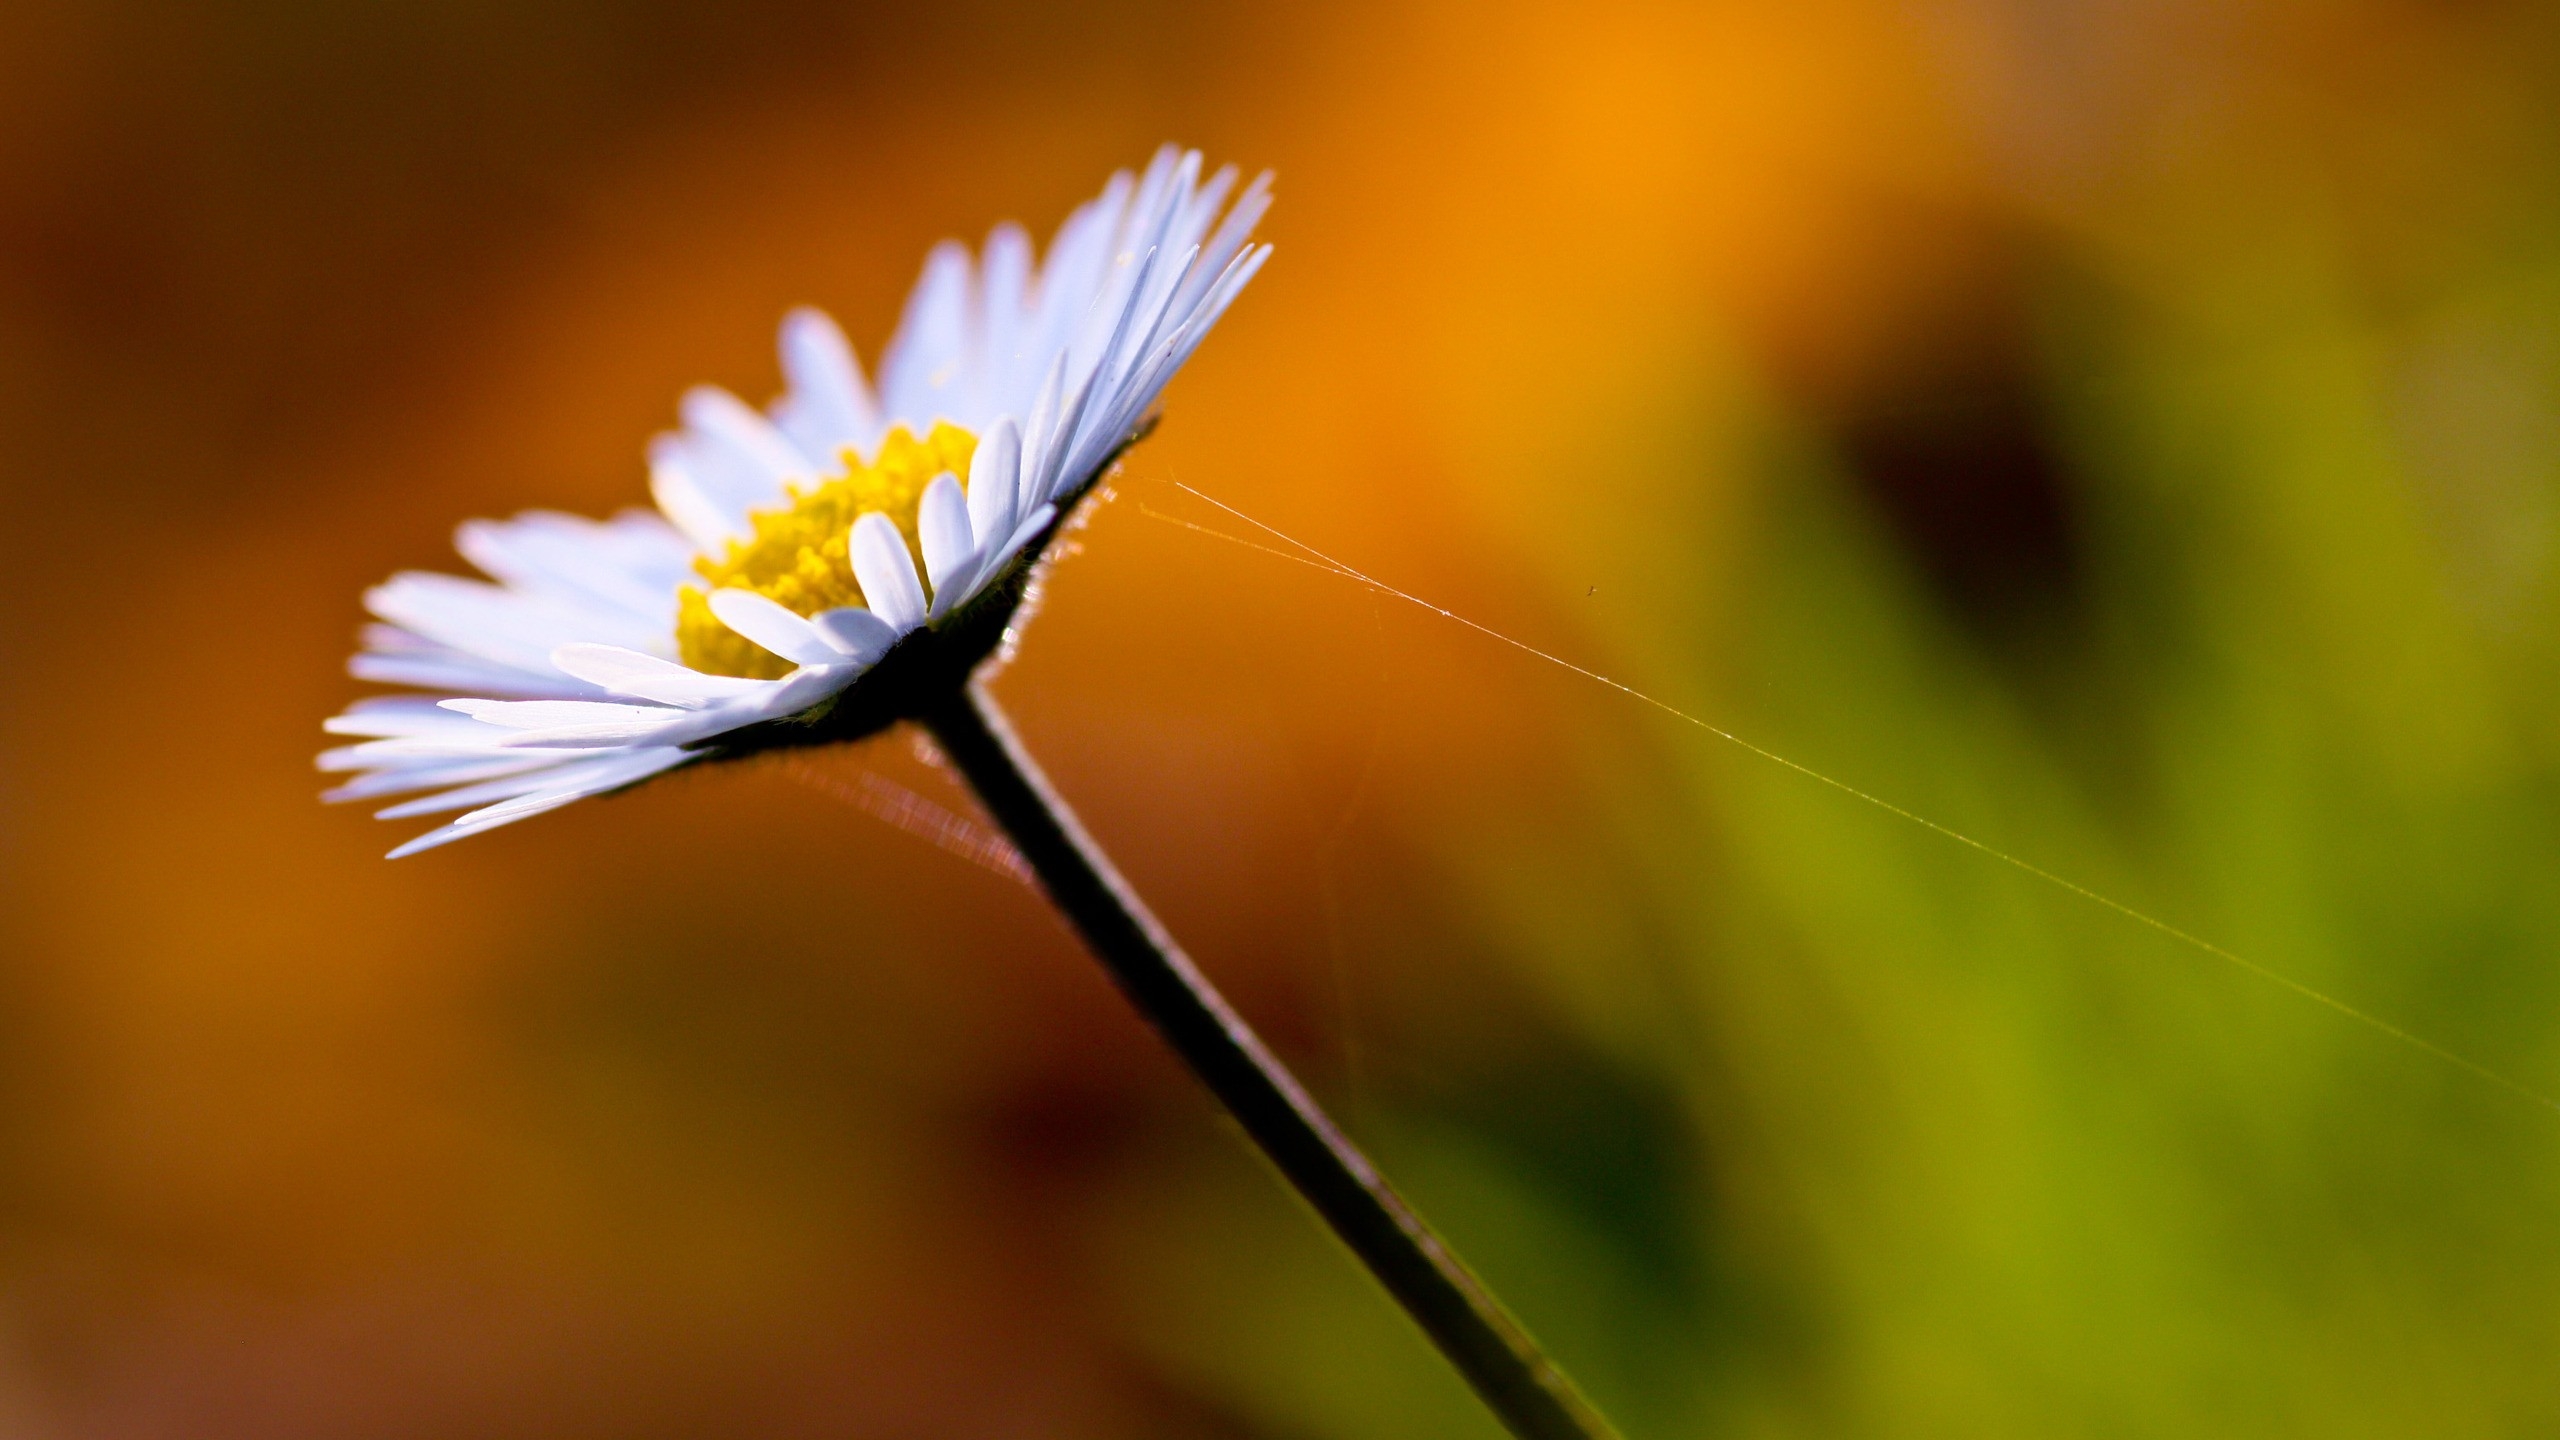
3,0,2558,1435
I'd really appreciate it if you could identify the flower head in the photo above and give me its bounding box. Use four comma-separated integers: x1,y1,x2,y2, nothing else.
322,147,1271,856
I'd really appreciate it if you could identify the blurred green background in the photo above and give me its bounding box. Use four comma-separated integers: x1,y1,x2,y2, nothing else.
5,0,2560,1434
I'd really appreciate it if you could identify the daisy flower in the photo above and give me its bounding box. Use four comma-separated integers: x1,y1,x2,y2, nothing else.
320,147,1272,856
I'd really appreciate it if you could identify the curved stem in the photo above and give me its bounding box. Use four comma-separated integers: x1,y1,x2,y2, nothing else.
920,684,1622,1440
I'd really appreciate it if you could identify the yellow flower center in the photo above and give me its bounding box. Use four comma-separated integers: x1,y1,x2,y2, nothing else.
675,422,978,679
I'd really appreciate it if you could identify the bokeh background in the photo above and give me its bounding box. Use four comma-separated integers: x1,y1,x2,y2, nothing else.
4,0,2560,1434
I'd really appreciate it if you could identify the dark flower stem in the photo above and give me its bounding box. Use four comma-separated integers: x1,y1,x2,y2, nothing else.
919,683,1623,1440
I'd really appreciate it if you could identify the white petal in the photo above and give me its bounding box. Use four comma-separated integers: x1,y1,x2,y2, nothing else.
1166,163,1239,267
966,416,1022,550
717,664,861,730
879,241,974,425
1041,247,1155,500
1064,244,1198,487
324,698,492,739
848,513,928,632
682,386,816,489
650,453,743,553
979,223,1033,392
455,511,685,624
550,643,768,708
1060,234,1191,482
775,307,881,459
592,508,700,582
1017,355,1067,509
652,428,780,537
990,502,1059,576
917,471,975,594
595,664,856,750
1071,241,1272,486
495,722,688,749
1028,172,1132,381
376,765,588,819
925,552,988,623
350,651,592,699
385,747,695,858
1121,241,1201,381
323,734,525,767
323,754,559,803
367,570,660,674
1170,169,1272,321
465,750,683,822
810,607,900,665
442,698,685,730
707,589,841,667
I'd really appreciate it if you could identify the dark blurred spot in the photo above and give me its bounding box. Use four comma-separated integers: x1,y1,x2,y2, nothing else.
0,147,176,339
975,1072,1145,1191
1829,239,2085,657
1416,1042,1714,1327
1118,1361,1298,1440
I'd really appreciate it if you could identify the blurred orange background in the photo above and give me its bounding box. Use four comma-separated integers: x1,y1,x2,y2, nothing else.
7,0,2560,1435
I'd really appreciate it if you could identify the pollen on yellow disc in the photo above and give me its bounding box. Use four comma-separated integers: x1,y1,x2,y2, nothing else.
676,422,978,679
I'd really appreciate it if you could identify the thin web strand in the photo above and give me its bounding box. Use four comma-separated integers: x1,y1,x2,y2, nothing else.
1144,482,2560,1117
781,757,1035,885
